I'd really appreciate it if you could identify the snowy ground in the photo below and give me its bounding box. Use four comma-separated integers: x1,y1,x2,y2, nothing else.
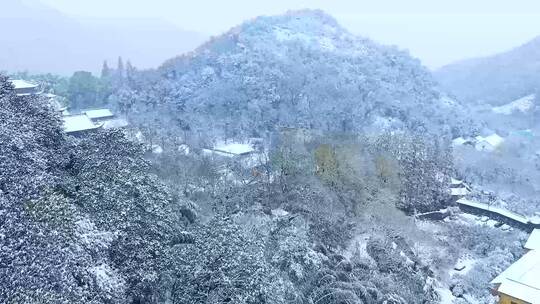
414,209,528,304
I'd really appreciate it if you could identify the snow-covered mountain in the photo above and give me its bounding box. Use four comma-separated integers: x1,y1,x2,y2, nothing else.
492,94,536,115
0,0,206,75
435,36,540,106
120,10,467,138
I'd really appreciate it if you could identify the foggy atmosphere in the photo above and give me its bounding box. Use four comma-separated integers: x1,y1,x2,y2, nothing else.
1,0,540,303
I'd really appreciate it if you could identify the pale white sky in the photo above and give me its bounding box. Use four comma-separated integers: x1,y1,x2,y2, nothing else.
40,0,540,69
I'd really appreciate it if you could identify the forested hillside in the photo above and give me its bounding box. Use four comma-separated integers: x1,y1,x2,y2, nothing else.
435,36,540,209
2,8,533,304
109,10,469,141
0,70,460,303
0,75,194,303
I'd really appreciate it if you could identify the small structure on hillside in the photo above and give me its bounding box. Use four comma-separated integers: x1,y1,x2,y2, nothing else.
83,108,128,129
62,114,102,136
212,142,255,156
202,140,266,169
9,79,42,96
491,231,540,303
9,80,69,113
449,178,471,201
102,118,129,129
457,198,532,231
452,137,474,147
475,134,505,152
84,109,115,122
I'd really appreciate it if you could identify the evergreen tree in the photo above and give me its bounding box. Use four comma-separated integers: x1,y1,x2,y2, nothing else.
101,60,111,78
117,56,124,78
125,60,136,85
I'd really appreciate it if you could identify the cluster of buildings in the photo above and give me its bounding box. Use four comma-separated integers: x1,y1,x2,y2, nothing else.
447,177,540,303
491,229,540,303
9,79,127,135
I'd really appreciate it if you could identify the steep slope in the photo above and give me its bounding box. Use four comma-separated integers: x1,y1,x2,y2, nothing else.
435,36,540,105
0,74,189,303
119,10,464,139
0,0,205,75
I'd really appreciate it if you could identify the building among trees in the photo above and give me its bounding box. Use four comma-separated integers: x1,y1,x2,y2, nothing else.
62,114,102,135
9,79,42,95
84,108,115,122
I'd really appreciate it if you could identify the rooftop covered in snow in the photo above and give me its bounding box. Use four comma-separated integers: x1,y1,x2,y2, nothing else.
63,114,101,134
477,134,504,147
9,79,39,89
457,198,529,225
84,109,114,120
450,188,470,196
9,79,42,95
102,118,129,129
451,178,463,185
451,137,472,146
475,133,505,151
491,249,540,303
525,229,540,251
212,142,255,156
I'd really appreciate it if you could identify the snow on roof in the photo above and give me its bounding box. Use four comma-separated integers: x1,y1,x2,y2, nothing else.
475,134,505,151
213,142,254,156
9,79,38,89
84,109,114,119
450,187,470,196
452,137,468,146
491,250,540,303
484,134,505,147
493,94,535,115
457,199,529,225
525,229,540,250
530,215,540,225
151,144,163,154
63,114,100,133
102,118,128,129
451,178,463,185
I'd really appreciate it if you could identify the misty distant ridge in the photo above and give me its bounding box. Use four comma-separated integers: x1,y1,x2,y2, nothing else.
435,35,540,106
0,0,207,75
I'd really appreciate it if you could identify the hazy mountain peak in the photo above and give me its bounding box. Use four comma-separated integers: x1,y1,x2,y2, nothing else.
435,35,540,105
0,0,206,75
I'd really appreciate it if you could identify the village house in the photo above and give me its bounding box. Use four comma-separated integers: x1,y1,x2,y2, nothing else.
9,79,68,114
491,229,540,304
84,108,115,122
83,108,129,129
9,79,42,96
452,137,474,147
475,134,505,152
62,114,102,136
449,178,471,201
